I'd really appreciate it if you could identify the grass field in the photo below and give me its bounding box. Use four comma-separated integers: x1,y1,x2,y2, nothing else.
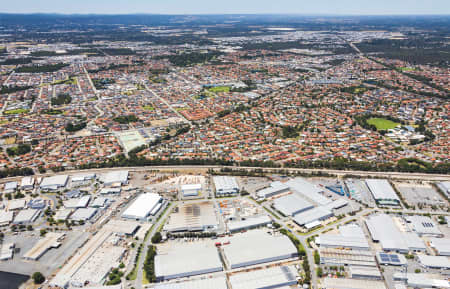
3,109,29,115
398,67,418,72
367,117,400,130
142,105,155,111
207,86,230,93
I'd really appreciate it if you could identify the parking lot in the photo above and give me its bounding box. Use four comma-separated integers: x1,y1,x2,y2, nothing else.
0,230,90,276
394,182,446,209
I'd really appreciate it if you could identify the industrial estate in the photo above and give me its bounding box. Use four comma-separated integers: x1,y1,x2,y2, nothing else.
0,168,449,289
0,12,449,289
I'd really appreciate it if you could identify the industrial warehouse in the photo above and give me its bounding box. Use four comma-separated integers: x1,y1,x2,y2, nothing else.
154,242,223,281
365,214,426,252
39,174,69,191
316,224,370,251
0,169,447,289
286,177,331,206
429,237,450,256
213,176,240,196
256,181,290,199
227,214,271,233
273,193,314,217
152,276,228,289
229,265,298,289
221,230,298,269
164,201,218,232
365,179,400,206
122,192,163,220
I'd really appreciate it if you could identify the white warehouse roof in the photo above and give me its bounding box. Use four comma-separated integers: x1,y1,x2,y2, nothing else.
317,224,369,250
285,177,330,205
222,230,298,269
181,183,202,191
13,209,40,224
101,170,129,185
273,193,314,217
0,210,14,226
40,175,69,189
4,181,17,192
122,193,162,220
293,206,333,226
213,176,239,194
417,255,450,269
20,176,35,188
365,214,425,252
405,215,442,237
228,215,271,232
229,265,298,289
365,179,400,204
256,181,290,199
155,242,223,281
70,208,97,221
429,238,450,256
151,276,228,289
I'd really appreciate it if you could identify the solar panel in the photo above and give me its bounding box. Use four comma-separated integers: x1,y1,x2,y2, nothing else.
380,257,390,262
391,256,400,262
379,253,388,258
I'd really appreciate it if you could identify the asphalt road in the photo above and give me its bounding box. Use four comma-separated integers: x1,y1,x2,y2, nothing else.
133,202,175,289
2,165,449,184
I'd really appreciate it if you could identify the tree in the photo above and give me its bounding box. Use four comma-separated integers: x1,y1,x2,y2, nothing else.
317,267,323,277
314,250,320,265
32,272,45,284
151,232,162,244
40,228,47,237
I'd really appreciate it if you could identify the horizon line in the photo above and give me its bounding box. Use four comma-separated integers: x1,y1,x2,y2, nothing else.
1,12,450,16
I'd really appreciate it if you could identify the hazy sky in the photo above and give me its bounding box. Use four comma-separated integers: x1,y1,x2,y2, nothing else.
1,0,449,15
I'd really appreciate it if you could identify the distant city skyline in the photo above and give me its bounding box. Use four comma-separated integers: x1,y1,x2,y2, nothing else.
1,0,449,15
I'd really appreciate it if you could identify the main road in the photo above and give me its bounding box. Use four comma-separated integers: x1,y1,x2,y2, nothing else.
2,165,449,183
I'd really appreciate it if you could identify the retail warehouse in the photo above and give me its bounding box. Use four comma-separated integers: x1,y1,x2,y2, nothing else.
365,179,400,206
154,242,223,281
164,201,218,232
122,193,163,220
222,230,298,269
